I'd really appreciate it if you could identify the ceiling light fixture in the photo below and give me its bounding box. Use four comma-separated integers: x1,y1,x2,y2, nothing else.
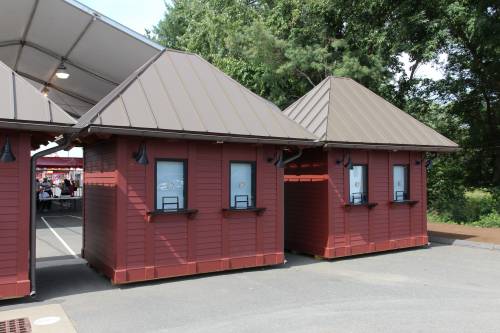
55,63,70,79
41,86,49,97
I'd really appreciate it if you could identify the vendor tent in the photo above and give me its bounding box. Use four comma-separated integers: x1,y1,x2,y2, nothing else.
0,0,162,117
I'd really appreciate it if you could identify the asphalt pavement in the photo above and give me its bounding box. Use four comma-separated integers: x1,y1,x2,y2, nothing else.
1,214,499,333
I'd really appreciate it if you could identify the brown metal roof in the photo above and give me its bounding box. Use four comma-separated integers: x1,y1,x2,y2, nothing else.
0,59,76,132
283,76,459,152
75,50,317,145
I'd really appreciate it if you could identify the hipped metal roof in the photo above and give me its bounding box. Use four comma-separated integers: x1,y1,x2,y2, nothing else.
283,77,459,152
75,50,317,145
0,0,162,117
0,60,76,132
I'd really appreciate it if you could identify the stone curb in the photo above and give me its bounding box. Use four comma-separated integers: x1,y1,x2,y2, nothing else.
429,235,500,252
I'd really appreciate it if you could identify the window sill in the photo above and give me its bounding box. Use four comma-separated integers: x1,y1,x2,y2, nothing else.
390,200,419,206
344,202,378,209
222,207,266,216
146,209,198,222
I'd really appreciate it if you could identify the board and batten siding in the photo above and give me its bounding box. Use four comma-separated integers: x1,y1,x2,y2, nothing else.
84,137,284,284
285,148,428,258
0,131,30,299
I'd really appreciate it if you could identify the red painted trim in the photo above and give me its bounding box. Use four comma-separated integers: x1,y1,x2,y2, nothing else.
187,142,197,262
115,139,128,271
90,252,284,284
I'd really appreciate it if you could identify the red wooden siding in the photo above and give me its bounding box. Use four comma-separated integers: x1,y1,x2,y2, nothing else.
83,140,118,279
84,137,284,284
285,148,428,258
0,131,30,299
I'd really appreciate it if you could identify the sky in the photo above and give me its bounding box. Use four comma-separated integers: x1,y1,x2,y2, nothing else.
79,0,168,35
35,0,445,157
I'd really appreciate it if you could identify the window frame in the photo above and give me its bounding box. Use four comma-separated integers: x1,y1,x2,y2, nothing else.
229,161,257,209
154,158,188,211
393,164,410,202
348,164,368,204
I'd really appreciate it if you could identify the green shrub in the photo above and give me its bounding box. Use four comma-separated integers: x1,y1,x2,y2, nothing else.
462,189,497,222
471,212,500,228
428,188,500,228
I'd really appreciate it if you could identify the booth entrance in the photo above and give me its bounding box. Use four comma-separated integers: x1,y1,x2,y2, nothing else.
34,156,86,288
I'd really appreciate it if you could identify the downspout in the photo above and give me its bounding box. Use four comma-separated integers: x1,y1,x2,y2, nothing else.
29,134,74,297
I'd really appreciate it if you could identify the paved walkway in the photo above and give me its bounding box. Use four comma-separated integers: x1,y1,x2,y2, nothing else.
428,222,500,245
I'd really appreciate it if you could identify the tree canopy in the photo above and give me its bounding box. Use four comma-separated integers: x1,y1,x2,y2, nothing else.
150,0,500,216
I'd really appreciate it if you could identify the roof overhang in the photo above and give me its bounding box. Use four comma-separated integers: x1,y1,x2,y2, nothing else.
323,141,460,153
84,125,319,147
0,119,77,134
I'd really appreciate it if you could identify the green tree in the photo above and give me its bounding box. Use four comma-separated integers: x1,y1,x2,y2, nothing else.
150,0,500,214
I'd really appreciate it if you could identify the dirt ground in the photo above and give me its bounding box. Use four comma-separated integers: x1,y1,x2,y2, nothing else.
428,222,500,245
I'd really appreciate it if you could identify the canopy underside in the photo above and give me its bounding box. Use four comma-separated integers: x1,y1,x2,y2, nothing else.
0,0,162,118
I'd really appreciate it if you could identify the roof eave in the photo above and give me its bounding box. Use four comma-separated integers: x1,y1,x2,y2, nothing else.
0,120,78,134
323,141,460,153
85,125,319,146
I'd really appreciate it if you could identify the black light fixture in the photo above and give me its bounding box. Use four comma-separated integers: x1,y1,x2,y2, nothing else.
344,156,353,170
55,63,70,79
425,159,433,170
133,142,149,165
0,137,16,163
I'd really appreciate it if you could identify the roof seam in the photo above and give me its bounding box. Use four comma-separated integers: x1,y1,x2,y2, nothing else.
151,62,185,130
194,54,284,117
137,77,159,129
118,96,132,127
288,78,328,121
204,56,252,135
326,77,332,141
11,72,17,120
74,49,165,128
235,83,272,137
164,52,208,132
185,54,230,134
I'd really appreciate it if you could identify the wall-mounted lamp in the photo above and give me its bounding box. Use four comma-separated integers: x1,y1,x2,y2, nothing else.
345,156,353,170
133,142,149,165
425,159,433,170
336,152,353,169
0,137,16,163
55,63,70,79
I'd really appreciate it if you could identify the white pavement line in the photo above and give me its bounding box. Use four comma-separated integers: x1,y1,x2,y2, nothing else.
66,215,83,220
41,216,79,259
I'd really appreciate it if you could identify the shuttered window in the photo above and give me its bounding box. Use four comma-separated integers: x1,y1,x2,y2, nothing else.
393,165,409,201
349,165,368,204
230,162,256,209
156,160,187,211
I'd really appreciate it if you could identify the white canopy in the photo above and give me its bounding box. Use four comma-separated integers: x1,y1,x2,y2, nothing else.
0,59,75,132
0,0,162,117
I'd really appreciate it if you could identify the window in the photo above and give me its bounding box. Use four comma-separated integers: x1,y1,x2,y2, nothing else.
230,162,256,209
349,165,367,204
393,165,409,201
156,160,187,211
